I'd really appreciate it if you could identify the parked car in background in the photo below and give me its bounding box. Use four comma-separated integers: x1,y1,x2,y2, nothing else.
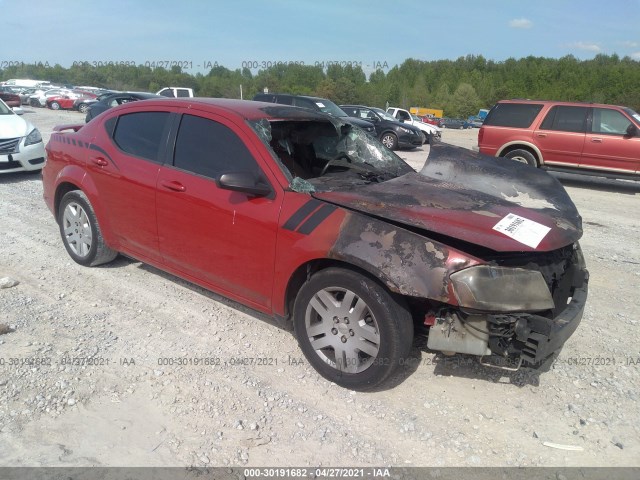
341,105,424,150
42,98,588,390
253,93,376,137
420,115,440,126
0,86,22,108
47,91,97,111
29,88,73,107
478,99,640,179
156,87,194,98
438,118,467,129
84,92,161,122
0,99,46,173
386,107,442,143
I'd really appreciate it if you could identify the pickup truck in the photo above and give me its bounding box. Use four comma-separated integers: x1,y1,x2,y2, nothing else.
386,107,441,143
156,87,194,98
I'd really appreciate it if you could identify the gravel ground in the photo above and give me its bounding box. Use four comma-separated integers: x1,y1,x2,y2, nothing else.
0,107,639,467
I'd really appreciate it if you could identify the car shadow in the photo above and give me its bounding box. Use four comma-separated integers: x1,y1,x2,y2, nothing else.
552,172,640,195
387,333,559,388
0,171,43,184
103,255,290,333
97,255,553,391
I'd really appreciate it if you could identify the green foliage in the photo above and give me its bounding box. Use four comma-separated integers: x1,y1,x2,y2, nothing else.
2,54,640,115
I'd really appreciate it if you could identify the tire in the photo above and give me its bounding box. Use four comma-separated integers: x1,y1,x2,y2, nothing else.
78,103,89,113
380,132,398,150
58,191,118,267
293,268,413,390
504,149,538,167
49,101,60,110
29,98,40,108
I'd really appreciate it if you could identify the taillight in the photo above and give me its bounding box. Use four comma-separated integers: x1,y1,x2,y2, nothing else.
478,127,484,144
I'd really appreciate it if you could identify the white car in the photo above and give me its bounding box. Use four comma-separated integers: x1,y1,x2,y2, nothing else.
0,99,46,173
386,107,442,142
28,88,73,107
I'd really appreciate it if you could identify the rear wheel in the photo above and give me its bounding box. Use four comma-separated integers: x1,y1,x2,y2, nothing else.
78,103,90,113
504,149,538,167
293,268,413,390
380,132,398,150
58,191,117,267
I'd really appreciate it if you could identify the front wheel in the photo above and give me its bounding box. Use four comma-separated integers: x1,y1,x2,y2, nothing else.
293,268,413,390
78,103,90,113
504,149,538,167
58,191,118,266
49,101,60,110
380,132,398,150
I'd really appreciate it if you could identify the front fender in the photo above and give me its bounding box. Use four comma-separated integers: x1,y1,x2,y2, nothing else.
327,212,481,302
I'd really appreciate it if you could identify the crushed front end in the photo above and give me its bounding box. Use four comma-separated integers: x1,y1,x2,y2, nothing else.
427,242,588,368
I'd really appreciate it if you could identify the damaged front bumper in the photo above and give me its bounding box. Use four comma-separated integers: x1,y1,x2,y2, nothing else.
427,243,589,368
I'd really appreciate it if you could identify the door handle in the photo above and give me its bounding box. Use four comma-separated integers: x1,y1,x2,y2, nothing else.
536,133,547,138
591,138,603,143
160,180,186,192
90,156,108,166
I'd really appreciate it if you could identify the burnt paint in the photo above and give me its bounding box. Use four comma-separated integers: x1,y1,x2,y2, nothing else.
314,143,583,253
327,212,480,302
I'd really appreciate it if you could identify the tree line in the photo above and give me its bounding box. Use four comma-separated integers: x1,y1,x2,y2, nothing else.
2,54,639,117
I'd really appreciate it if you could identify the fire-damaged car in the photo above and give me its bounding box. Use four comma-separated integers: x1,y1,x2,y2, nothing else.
42,99,588,390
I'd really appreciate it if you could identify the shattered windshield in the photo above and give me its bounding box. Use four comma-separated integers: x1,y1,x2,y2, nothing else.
248,117,413,193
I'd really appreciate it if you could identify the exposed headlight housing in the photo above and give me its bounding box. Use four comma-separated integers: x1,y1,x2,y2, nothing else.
450,265,554,312
399,127,414,134
24,128,42,146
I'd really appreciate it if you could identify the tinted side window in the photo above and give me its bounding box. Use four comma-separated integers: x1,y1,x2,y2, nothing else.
540,106,587,133
397,110,411,121
173,114,259,179
113,111,170,162
176,89,190,98
158,88,175,98
483,103,544,128
591,108,632,135
342,106,358,117
292,98,316,110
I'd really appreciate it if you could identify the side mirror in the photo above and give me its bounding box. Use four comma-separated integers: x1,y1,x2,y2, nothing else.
217,172,272,197
626,124,638,137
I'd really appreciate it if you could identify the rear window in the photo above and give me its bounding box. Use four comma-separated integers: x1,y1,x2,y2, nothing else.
483,103,544,128
113,111,170,162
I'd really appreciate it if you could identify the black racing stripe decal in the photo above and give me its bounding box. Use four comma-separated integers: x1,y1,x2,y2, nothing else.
283,199,322,231
296,204,337,235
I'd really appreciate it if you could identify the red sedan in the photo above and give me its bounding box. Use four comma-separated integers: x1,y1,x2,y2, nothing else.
47,91,96,111
0,87,21,108
42,98,588,389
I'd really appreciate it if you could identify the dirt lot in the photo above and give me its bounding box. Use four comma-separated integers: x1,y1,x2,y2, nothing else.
1,107,639,468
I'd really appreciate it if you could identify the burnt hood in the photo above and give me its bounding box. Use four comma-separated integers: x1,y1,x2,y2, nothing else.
312,143,582,252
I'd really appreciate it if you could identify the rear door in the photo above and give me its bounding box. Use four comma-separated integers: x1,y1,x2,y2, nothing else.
156,109,281,310
534,105,588,166
581,107,640,173
86,107,174,263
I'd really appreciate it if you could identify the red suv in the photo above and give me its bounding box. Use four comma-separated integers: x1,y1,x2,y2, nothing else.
478,100,640,179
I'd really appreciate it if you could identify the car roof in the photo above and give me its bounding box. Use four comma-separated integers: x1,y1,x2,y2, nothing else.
497,99,627,109
112,98,331,121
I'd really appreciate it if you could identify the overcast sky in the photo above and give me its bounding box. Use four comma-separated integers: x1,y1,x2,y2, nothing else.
2,0,639,75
